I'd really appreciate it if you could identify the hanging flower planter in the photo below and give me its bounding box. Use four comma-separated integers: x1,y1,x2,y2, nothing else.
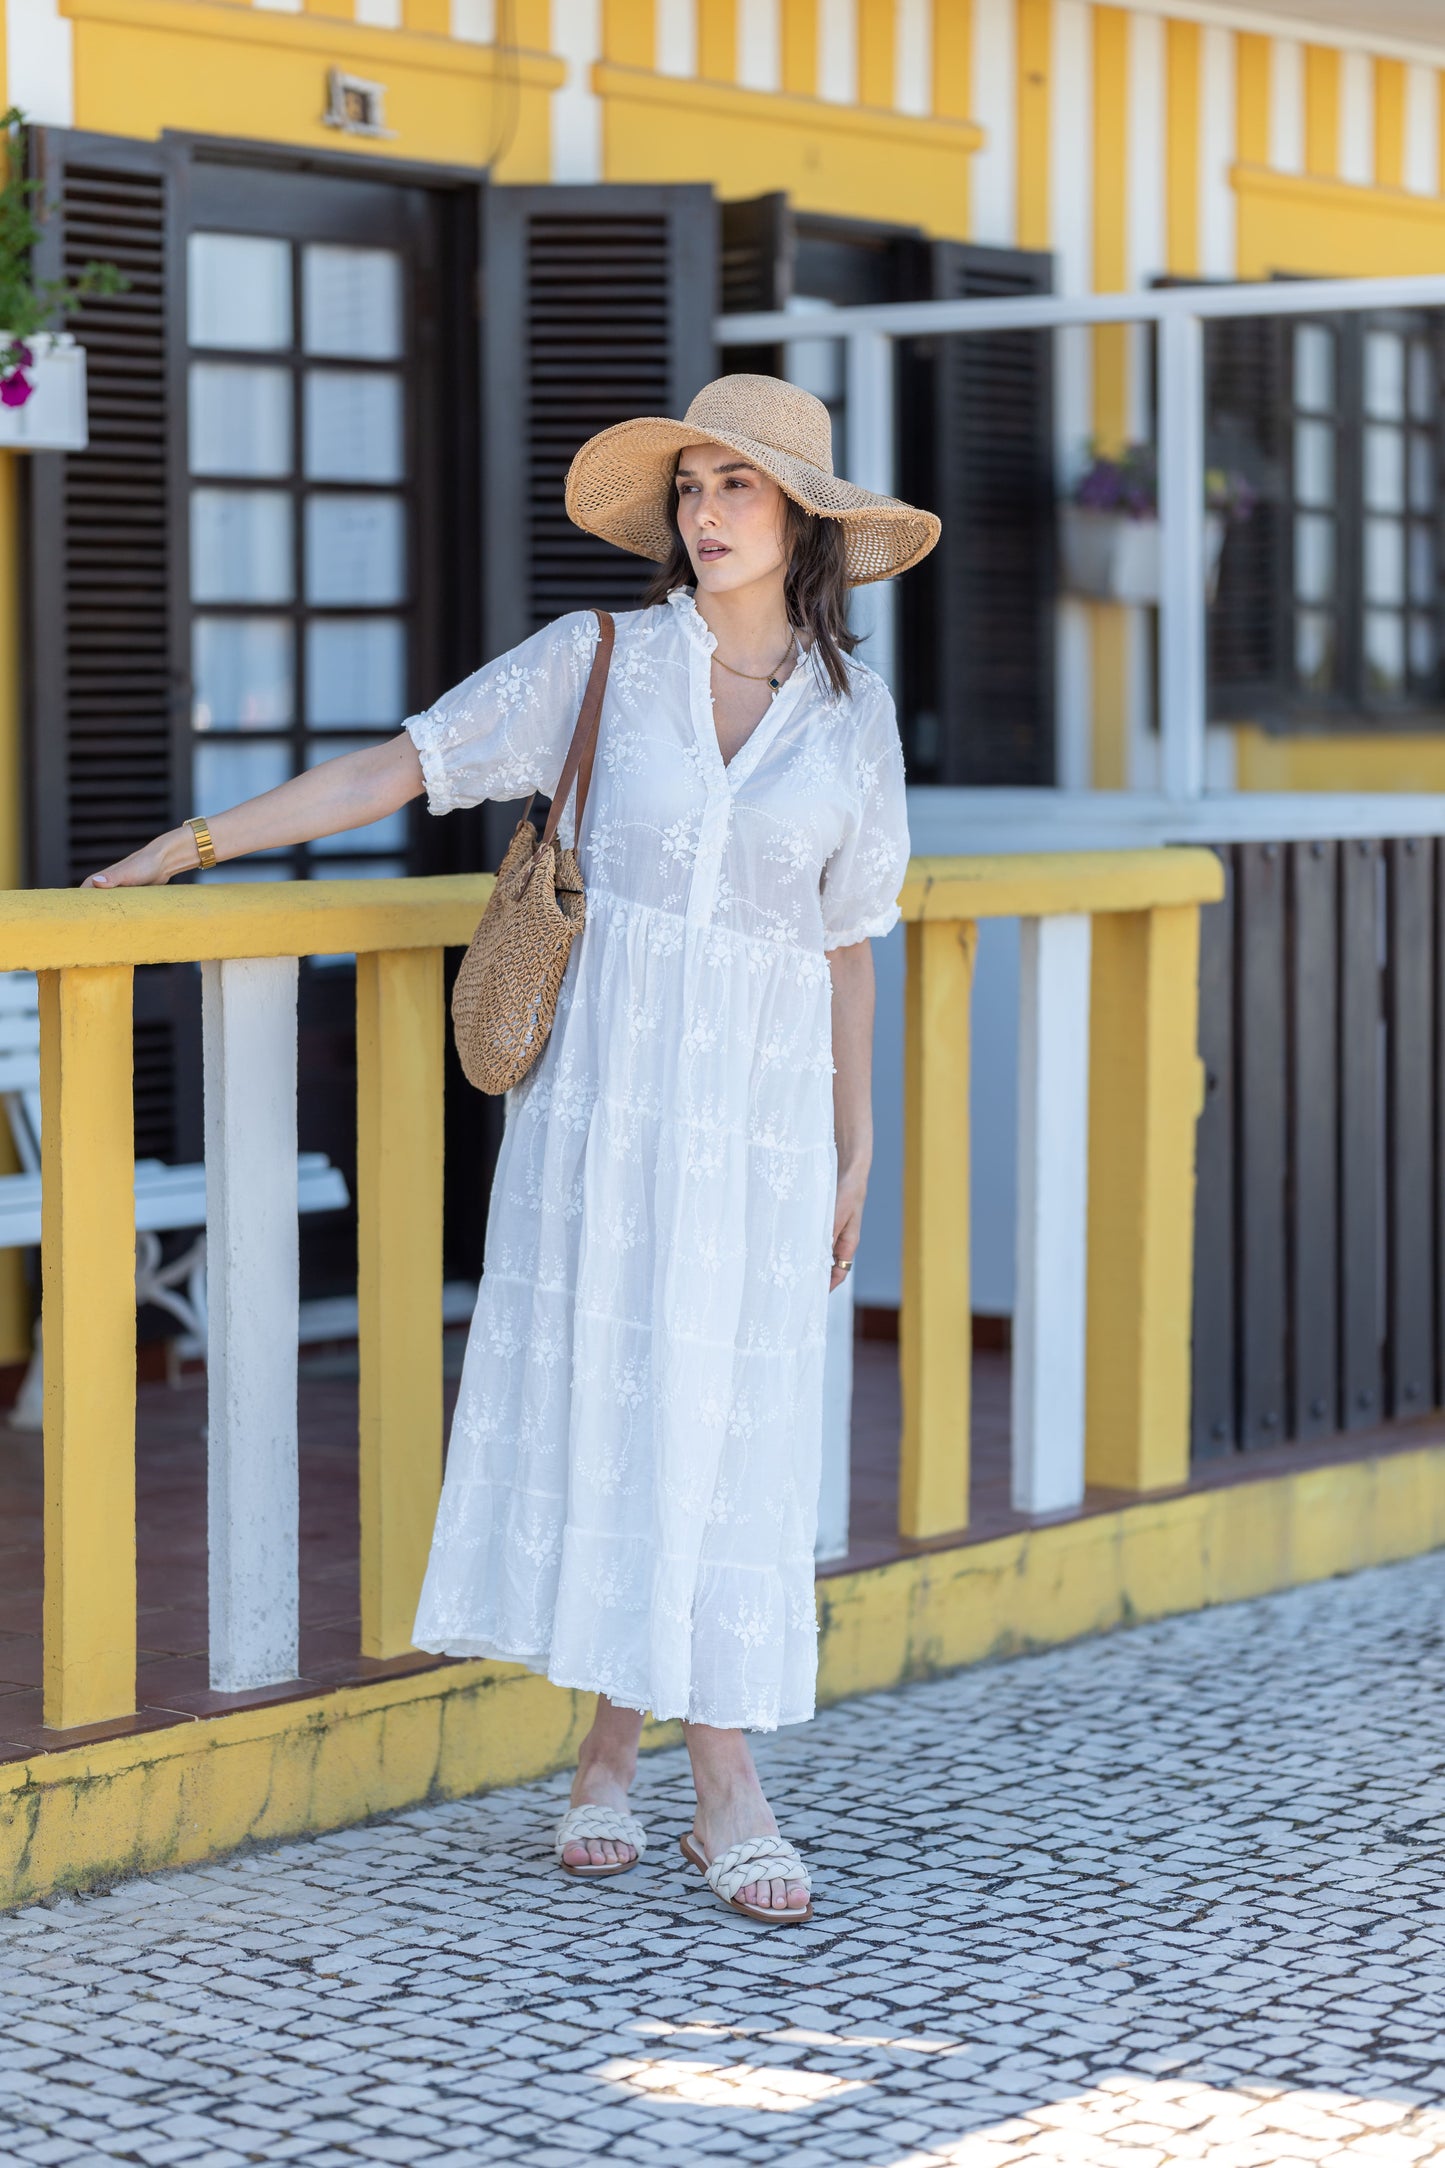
0,331,88,450
0,105,126,456
1059,505,1228,606
1060,439,1253,606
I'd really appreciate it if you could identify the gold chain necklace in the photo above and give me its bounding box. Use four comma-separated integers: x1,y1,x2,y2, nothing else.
711,636,799,693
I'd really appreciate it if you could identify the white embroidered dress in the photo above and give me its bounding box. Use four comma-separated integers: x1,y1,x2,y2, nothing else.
406,589,910,1731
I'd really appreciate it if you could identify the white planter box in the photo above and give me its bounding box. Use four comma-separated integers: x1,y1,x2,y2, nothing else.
1060,505,1226,605
0,333,88,452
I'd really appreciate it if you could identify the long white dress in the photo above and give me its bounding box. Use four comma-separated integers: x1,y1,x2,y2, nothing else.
405,588,911,1731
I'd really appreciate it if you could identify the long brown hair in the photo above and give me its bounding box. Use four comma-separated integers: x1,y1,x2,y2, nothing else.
641,471,859,699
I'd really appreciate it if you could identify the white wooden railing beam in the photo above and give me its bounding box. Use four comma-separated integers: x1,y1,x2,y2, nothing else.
203,956,301,1693
1158,309,1208,804
844,328,897,696
1011,914,1091,1516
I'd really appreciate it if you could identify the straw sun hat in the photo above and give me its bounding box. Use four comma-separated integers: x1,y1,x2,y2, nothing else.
564,373,940,587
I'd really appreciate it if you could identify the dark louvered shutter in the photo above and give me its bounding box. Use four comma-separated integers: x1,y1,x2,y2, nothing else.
720,192,791,314
482,185,717,654
1206,314,1287,718
25,133,190,1163
901,242,1056,785
718,193,789,378
26,132,182,889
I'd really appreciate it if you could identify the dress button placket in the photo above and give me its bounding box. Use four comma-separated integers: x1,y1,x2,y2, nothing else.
686,640,729,929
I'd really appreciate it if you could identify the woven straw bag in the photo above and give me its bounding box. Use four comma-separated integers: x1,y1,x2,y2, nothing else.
451,611,615,1094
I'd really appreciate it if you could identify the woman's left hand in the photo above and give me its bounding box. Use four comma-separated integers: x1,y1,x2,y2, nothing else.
831,1160,867,1293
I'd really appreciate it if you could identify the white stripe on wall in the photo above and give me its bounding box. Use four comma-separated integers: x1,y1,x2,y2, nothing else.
448,0,491,36
971,0,1017,245
1405,62,1439,194
1051,0,1092,301
7,0,75,111
1270,35,1305,175
819,0,858,104
895,0,932,115
738,0,781,92
551,0,602,181
656,0,697,78
1338,48,1374,185
1200,24,1236,278
1127,11,1166,291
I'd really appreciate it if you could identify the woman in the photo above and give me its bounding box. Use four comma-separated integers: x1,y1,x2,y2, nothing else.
86,374,939,1927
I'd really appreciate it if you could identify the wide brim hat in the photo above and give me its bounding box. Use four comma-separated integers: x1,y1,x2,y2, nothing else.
564,373,940,587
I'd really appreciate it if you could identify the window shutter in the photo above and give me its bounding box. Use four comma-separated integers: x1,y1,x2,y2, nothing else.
717,192,789,379
904,242,1056,786
482,184,717,655
1205,313,1288,719
25,131,183,890
25,132,192,1163
720,191,791,315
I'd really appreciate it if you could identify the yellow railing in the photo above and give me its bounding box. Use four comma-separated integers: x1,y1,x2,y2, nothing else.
897,848,1225,1538
5,877,488,1732
5,849,1223,1736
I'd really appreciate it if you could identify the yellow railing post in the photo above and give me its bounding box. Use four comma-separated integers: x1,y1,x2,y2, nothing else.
899,914,976,1539
40,964,137,1728
1085,902,1206,1492
357,947,445,1658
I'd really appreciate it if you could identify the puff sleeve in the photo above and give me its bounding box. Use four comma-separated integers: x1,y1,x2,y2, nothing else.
404,610,602,831
819,686,911,950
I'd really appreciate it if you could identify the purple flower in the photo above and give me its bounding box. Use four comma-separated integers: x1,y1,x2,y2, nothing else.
1,369,33,408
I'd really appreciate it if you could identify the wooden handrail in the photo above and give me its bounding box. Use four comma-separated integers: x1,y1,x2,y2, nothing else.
0,875,494,970
900,848,1224,920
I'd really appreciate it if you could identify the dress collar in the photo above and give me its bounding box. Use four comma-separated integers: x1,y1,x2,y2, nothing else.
665,585,715,654
666,584,822,691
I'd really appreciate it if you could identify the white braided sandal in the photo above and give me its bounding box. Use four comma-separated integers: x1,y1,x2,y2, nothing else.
679,1830,813,1925
553,1804,648,1879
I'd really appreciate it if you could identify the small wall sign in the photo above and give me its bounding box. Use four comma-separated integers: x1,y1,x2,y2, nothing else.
323,69,392,138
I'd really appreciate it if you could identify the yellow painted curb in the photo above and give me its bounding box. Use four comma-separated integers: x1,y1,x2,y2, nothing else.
5,1438,1444,1910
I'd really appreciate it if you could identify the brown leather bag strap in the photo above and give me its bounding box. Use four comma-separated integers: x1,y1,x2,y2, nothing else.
535,610,615,858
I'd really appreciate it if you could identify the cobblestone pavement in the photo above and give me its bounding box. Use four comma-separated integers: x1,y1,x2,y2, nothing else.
6,1556,1445,2166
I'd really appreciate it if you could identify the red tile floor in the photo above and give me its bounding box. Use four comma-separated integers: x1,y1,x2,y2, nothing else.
1,1333,1441,1765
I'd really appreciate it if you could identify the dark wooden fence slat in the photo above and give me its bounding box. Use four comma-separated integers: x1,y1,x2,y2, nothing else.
1387,837,1436,1418
1236,842,1289,1450
1191,848,1236,1457
1339,837,1385,1431
1289,840,1339,1439
1437,843,1445,1411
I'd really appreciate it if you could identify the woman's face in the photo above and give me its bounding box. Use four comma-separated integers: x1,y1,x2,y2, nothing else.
674,441,788,598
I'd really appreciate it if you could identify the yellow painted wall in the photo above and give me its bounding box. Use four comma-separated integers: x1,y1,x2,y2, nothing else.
61,0,558,175
597,67,979,232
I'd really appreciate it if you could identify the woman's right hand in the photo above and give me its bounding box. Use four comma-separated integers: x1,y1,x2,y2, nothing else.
83,828,199,889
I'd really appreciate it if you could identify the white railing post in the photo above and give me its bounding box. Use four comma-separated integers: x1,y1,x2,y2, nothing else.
202,956,301,1693
845,327,897,695
1011,913,1091,1514
1158,306,1208,803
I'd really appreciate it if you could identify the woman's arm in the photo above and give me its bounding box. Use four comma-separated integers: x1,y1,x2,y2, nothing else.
82,733,427,888
827,938,875,1294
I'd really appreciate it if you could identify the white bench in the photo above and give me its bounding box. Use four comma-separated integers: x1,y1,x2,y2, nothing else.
0,970,350,1427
